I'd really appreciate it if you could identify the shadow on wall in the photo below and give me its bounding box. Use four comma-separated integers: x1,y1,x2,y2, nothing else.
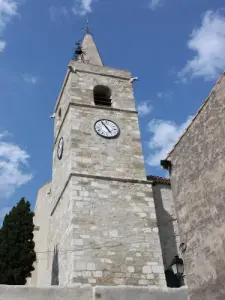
51,245,59,286
152,185,182,288
165,270,183,288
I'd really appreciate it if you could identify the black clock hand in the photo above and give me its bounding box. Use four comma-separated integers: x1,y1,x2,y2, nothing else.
101,121,111,133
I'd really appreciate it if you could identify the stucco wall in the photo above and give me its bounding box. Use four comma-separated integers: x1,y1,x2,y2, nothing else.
168,74,225,299
0,285,189,300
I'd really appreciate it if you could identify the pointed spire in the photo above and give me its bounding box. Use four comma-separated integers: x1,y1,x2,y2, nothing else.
80,34,103,66
74,20,103,66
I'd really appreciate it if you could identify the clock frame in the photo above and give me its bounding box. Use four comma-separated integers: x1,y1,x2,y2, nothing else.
57,137,64,160
94,119,120,139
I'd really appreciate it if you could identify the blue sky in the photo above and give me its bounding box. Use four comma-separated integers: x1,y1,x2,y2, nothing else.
0,0,225,220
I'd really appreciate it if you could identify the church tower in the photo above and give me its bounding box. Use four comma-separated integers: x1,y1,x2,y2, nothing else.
31,31,166,287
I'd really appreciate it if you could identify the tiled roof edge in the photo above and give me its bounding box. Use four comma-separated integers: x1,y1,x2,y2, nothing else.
147,175,170,185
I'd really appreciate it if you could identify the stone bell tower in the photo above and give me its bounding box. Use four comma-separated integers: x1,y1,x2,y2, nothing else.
31,32,166,287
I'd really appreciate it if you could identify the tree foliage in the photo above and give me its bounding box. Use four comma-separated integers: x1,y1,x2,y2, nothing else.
0,198,36,285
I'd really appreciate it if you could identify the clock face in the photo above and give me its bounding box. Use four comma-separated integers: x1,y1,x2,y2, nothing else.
94,119,120,139
57,137,64,160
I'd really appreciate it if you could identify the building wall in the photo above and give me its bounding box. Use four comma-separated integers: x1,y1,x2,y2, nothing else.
168,75,225,300
48,180,74,286
52,110,72,210
69,63,135,111
152,184,180,270
70,105,145,180
28,181,52,286
70,176,166,287
32,58,166,287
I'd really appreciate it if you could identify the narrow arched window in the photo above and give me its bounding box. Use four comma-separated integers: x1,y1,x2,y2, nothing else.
94,85,112,106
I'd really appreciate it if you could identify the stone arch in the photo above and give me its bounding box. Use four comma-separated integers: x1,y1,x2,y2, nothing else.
93,85,112,106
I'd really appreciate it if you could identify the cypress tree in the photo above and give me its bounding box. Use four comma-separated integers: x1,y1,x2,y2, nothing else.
0,198,36,285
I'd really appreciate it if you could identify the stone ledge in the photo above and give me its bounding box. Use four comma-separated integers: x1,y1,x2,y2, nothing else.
53,102,137,148
50,173,153,216
70,102,137,114
55,61,132,112
0,285,189,300
94,286,189,300
71,60,131,80
0,285,92,300
70,172,152,185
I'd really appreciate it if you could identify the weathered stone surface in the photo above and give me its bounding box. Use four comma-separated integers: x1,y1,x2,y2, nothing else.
152,184,180,270
0,285,188,300
0,285,92,300
168,74,225,299
31,34,166,288
70,176,165,286
27,181,52,286
94,286,189,300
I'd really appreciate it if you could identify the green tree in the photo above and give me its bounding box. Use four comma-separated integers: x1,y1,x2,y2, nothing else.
0,198,36,285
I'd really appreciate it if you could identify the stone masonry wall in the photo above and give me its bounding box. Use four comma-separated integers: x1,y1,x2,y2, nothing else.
70,105,146,180
69,67,135,111
168,74,225,300
33,59,166,288
47,179,74,286
52,110,72,210
152,184,180,270
70,175,166,287
54,70,71,139
28,181,52,286
30,181,74,287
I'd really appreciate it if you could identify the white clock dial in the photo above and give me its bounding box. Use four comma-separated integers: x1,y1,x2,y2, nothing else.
94,119,120,139
57,137,64,160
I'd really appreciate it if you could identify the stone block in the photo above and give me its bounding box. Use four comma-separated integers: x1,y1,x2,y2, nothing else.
142,266,152,274
127,266,135,273
152,266,164,274
75,262,87,271
93,271,103,278
126,257,134,261
114,278,124,285
109,230,118,237
138,279,149,285
74,239,83,246
87,263,96,271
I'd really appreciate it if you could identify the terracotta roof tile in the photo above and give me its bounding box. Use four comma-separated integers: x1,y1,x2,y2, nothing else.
147,175,170,185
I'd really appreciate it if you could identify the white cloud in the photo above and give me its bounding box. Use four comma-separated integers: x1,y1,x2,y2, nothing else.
149,0,162,10
72,0,95,16
0,131,8,139
0,39,5,51
22,74,38,85
0,132,33,199
157,91,173,99
0,0,19,52
147,116,193,166
49,5,69,22
137,101,152,117
179,10,225,81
